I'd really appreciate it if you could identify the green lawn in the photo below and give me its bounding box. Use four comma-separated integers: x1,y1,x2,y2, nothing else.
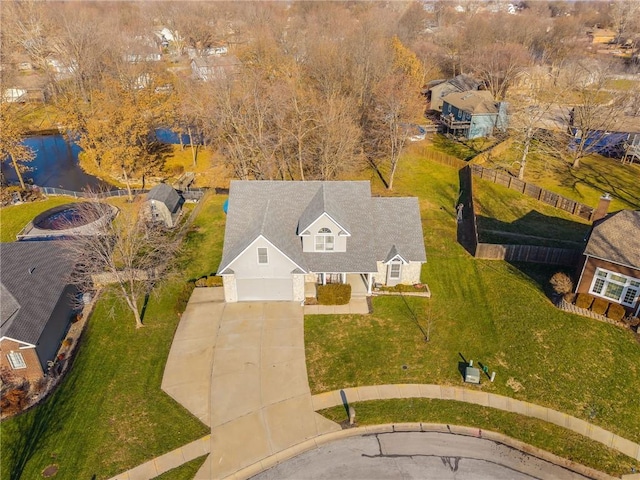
306,155,640,451
473,177,591,247
0,194,227,480
0,196,76,242
153,455,208,480
430,134,498,161
319,400,639,477
480,146,640,211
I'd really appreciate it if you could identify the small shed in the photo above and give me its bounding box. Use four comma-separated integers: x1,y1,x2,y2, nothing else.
144,183,184,228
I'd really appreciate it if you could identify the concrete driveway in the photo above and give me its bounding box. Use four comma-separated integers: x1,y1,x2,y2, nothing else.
162,291,340,479
199,301,340,479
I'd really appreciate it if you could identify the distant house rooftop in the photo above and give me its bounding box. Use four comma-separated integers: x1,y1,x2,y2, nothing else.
442,90,499,114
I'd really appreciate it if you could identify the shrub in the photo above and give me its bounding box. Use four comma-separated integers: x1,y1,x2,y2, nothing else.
591,298,609,315
550,272,573,295
606,303,626,322
206,276,223,287
317,283,351,305
575,293,594,309
629,317,640,328
195,276,208,287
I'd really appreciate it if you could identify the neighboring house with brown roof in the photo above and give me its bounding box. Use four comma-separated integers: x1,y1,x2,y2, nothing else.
217,181,427,302
426,74,483,112
575,209,640,316
0,241,78,381
440,90,508,139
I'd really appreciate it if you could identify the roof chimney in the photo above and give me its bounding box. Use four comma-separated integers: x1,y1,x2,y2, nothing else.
591,193,611,223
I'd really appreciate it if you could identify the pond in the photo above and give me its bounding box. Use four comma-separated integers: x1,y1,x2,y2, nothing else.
1,129,194,192
1,135,107,191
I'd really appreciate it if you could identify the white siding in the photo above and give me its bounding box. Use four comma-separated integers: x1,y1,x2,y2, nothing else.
301,214,348,253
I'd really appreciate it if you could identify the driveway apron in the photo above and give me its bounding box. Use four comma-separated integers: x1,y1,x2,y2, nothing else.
197,301,340,479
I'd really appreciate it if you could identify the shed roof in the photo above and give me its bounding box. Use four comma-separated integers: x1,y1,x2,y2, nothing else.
442,90,499,114
147,183,182,213
584,210,640,269
0,241,76,345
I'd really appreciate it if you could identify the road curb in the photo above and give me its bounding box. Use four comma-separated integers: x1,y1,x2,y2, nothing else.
223,423,615,480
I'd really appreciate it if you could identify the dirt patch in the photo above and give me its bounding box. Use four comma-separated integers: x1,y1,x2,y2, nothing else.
42,464,58,477
506,377,524,393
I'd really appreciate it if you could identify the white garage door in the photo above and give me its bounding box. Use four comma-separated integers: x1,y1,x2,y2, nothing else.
236,278,293,301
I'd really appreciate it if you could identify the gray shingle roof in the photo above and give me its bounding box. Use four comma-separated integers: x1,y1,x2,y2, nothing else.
584,210,640,269
147,183,182,213
218,181,426,275
0,241,76,345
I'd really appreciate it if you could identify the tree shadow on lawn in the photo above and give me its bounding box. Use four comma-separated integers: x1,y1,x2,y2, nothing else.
558,161,640,210
503,262,576,301
5,370,78,480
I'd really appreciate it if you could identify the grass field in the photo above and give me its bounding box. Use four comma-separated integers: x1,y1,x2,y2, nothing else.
473,177,591,247
306,154,640,458
153,455,208,480
320,400,639,477
0,196,77,242
479,145,640,211
0,194,227,480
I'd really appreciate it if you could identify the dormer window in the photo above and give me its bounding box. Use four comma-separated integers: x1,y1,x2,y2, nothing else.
315,228,335,252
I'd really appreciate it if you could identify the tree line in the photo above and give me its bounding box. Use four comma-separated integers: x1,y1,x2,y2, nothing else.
2,1,639,191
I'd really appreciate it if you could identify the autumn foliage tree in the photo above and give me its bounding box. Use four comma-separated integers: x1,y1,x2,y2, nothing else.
0,103,35,191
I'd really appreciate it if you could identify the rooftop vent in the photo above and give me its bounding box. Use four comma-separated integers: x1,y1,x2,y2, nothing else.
28,267,36,274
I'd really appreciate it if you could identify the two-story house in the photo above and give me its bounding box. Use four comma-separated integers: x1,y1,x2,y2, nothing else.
217,181,427,302
440,90,508,139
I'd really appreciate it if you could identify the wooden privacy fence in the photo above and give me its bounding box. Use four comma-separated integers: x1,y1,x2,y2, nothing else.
421,148,467,169
460,165,583,267
475,243,581,266
469,164,595,221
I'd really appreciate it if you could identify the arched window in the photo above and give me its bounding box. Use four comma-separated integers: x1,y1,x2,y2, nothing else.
315,227,334,251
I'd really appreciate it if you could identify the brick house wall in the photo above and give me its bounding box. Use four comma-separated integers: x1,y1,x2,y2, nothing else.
0,339,44,381
576,256,640,314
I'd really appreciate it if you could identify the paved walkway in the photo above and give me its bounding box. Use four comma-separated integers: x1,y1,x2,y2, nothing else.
161,287,225,427
197,301,340,479
303,297,369,315
109,291,640,479
311,385,640,462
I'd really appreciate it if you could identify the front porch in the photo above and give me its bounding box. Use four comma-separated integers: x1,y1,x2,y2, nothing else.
304,273,371,299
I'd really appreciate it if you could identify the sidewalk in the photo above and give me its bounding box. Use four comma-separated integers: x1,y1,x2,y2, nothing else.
311,384,640,462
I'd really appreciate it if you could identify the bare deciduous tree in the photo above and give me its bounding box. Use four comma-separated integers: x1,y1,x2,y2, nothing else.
67,200,180,329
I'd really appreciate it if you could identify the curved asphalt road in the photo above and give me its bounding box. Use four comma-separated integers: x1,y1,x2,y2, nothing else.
251,431,594,480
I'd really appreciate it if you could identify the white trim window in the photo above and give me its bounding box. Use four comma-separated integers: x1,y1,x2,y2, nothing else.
257,247,268,264
389,262,402,280
589,268,640,307
315,228,335,252
7,351,26,369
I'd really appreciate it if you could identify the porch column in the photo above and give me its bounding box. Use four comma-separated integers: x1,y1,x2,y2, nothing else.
322,273,326,285
341,273,346,284
367,273,373,295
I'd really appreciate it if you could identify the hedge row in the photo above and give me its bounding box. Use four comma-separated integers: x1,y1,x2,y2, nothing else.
574,293,627,321
317,283,352,305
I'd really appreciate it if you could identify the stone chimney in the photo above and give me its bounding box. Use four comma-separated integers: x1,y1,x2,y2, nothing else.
592,193,611,222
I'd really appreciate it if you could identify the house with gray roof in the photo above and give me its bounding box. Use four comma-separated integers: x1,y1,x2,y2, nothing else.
440,90,508,139
217,181,427,302
0,241,77,381
427,74,483,112
143,183,184,228
575,209,640,316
